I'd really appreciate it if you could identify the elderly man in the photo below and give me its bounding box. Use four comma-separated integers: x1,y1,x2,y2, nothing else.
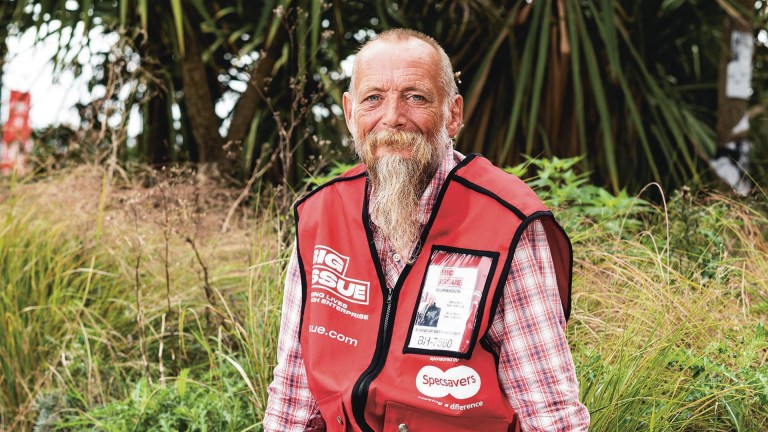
264,29,590,431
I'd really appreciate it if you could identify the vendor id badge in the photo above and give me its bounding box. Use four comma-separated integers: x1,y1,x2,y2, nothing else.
405,247,498,358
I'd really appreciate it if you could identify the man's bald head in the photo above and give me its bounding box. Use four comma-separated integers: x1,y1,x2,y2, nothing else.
348,29,458,103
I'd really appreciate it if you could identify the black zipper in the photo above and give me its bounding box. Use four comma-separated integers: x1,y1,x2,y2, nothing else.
358,288,393,394
351,281,402,432
351,243,424,431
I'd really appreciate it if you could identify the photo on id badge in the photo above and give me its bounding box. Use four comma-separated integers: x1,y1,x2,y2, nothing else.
405,246,498,358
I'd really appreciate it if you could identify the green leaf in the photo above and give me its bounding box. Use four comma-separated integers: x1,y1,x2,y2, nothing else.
176,368,190,397
499,2,544,163
119,0,127,26
524,0,552,155
170,0,184,56
572,2,619,192
139,0,148,31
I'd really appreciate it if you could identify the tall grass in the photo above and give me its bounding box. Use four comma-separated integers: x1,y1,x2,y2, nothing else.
1,161,767,431
0,174,129,428
567,192,768,430
0,166,288,431
573,250,768,430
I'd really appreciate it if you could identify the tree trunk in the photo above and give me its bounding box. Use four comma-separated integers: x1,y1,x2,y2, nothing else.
146,91,172,166
180,19,224,166
141,8,174,166
224,6,292,178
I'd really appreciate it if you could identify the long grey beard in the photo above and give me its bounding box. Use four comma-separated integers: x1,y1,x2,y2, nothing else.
357,130,450,258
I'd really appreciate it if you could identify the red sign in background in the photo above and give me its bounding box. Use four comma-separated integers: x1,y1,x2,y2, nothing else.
1,90,32,174
4,90,31,143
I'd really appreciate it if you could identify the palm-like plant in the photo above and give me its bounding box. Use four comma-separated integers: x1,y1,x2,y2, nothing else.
3,0,759,192
384,0,749,192
7,0,373,182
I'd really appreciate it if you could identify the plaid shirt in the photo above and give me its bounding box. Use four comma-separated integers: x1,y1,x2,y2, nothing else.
264,151,590,431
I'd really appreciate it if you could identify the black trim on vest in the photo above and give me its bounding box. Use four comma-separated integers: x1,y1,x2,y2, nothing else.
294,169,367,209
522,211,572,320
293,170,367,342
350,154,477,432
452,175,527,221
351,175,399,431
481,211,565,348
293,204,310,342
402,245,499,359
539,212,574,320
479,336,502,369
361,175,389,298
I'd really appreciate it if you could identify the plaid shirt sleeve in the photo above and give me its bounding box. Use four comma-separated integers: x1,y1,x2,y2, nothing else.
487,220,590,431
263,243,326,432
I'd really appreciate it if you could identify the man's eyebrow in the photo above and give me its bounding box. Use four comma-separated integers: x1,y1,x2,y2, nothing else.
357,86,385,95
401,85,433,94
358,85,433,95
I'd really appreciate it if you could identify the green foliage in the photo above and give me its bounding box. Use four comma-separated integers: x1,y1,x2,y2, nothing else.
659,188,768,287
304,161,359,186
57,364,261,432
505,156,653,239
575,323,768,431
0,167,288,430
664,189,734,280
683,325,768,429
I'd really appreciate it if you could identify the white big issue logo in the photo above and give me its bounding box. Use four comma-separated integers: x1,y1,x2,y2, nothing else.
311,245,370,304
416,366,481,400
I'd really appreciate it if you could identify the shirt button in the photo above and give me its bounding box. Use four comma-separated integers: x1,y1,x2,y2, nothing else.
393,253,402,262
398,423,409,432
336,415,343,424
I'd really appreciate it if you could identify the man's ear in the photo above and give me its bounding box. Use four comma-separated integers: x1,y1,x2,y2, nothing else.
446,94,464,138
343,91,355,134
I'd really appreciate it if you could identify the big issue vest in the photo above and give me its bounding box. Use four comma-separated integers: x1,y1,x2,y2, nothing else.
295,155,572,432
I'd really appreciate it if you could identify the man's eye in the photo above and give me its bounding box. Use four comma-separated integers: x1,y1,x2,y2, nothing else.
410,94,426,102
364,95,380,102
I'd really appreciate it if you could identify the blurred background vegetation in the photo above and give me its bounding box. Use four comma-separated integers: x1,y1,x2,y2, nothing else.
0,0,766,192
1,1,768,431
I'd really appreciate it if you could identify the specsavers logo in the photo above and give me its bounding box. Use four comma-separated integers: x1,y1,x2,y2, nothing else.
311,245,370,305
416,365,481,400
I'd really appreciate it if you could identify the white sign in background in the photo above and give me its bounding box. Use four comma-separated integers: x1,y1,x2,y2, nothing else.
725,31,753,100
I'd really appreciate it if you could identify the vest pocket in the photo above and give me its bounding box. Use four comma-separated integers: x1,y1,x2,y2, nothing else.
403,247,499,359
383,400,512,432
317,392,348,432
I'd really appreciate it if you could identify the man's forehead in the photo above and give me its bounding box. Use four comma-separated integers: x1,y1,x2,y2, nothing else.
355,37,438,69
351,38,440,92
360,36,433,55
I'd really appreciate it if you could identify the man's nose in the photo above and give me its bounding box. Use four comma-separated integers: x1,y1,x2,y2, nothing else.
381,98,406,130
